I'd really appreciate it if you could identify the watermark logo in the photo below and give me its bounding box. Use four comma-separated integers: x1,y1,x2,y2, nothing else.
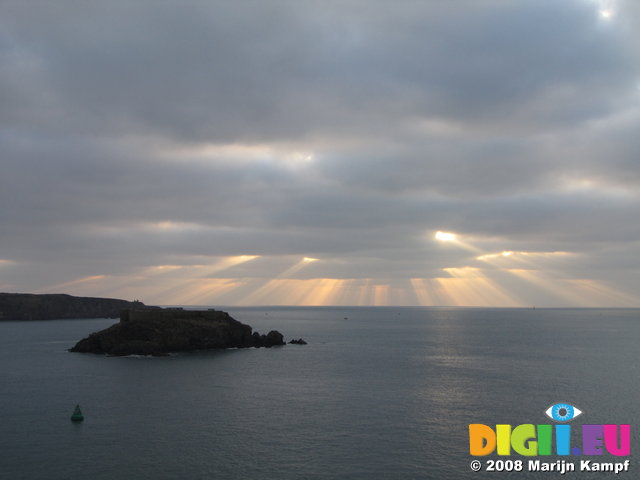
468,403,631,474
545,403,582,422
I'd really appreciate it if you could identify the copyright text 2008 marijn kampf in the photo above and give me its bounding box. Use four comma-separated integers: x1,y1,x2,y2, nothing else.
528,460,630,474
475,459,631,474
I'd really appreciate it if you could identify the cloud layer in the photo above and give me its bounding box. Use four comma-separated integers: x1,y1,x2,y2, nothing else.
1,0,639,306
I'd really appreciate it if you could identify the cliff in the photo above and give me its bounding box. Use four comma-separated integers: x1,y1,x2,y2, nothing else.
0,293,147,320
69,307,285,355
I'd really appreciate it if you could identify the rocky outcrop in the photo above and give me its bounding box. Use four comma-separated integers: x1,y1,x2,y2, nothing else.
289,338,308,345
69,307,285,355
0,293,147,320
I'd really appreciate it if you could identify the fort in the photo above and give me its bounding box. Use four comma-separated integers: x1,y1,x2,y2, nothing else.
119,307,223,323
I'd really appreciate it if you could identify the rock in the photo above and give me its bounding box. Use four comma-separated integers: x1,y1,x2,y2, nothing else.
69,307,286,356
251,331,264,347
289,338,307,345
264,330,284,347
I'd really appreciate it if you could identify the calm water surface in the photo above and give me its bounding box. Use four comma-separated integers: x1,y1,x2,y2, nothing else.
1,307,639,479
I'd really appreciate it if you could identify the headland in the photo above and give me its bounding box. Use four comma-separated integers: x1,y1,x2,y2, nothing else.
0,292,146,320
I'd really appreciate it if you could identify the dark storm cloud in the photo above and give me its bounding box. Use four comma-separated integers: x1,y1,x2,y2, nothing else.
2,0,637,141
1,0,639,304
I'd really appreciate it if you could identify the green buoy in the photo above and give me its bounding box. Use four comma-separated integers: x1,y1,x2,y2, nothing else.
70,404,84,422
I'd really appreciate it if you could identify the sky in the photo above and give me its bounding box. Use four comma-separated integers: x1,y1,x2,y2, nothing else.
1,0,639,307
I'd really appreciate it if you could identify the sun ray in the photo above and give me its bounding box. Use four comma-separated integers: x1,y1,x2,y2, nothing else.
410,278,438,306
297,278,347,305
372,284,390,306
505,269,584,306
236,256,321,305
434,267,522,307
93,255,261,304
170,278,246,305
34,275,109,294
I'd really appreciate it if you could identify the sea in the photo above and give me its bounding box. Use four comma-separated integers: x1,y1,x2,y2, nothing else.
1,307,639,479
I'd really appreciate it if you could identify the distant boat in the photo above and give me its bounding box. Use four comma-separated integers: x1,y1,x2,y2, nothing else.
70,404,84,422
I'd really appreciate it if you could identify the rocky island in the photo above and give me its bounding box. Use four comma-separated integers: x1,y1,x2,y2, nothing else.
69,307,286,356
0,292,146,320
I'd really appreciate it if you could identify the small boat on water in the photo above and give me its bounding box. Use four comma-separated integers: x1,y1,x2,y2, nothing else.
70,404,84,422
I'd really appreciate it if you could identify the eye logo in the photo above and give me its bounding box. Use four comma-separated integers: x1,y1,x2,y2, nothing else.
545,403,582,422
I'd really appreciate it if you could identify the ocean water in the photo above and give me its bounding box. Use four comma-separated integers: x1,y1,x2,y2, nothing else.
1,307,639,479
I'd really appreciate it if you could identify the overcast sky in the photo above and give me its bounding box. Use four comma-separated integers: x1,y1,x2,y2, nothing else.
1,0,639,306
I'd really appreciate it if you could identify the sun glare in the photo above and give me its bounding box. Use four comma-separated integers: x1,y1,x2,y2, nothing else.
599,8,614,19
435,231,457,242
